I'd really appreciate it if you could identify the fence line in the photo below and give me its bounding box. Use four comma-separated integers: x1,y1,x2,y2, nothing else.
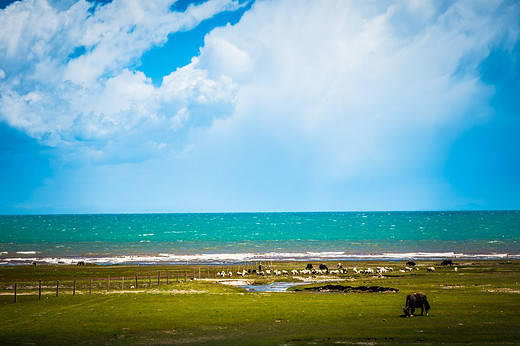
7,264,261,303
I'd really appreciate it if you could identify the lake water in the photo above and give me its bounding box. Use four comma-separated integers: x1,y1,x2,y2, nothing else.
0,211,519,264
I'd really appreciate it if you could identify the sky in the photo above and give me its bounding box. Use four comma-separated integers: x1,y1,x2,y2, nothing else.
0,0,519,214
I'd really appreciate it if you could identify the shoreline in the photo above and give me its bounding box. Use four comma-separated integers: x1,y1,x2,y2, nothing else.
1,251,518,265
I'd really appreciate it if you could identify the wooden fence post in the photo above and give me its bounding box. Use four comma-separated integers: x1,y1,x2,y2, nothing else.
107,276,110,293
167,271,170,284
177,271,179,283
158,270,161,286
135,273,138,289
185,270,187,282
14,283,17,303
148,275,151,288
199,267,201,279
39,280,42,300
193,268,195,280
56,280,59,297
73,279,76,296
122,276,124,290
90,280,92,295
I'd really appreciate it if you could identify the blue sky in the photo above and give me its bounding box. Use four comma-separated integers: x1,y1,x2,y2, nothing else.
0,0,519,214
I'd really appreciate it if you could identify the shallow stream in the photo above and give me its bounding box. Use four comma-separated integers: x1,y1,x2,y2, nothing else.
240,282,303,292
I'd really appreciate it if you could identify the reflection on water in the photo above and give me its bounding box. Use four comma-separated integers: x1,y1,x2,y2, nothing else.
241,282,303,292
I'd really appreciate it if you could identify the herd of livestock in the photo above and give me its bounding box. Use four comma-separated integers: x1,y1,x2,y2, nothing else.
216,260,457,278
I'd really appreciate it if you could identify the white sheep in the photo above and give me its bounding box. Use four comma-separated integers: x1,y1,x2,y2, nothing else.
237,270,248,277
427,267,435,272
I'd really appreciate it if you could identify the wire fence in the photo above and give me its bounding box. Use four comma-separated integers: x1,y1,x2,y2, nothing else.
4,264,265,304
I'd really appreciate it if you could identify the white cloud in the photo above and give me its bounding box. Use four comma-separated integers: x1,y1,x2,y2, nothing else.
3,0,520,212
194,0,517,181
0,0,240,159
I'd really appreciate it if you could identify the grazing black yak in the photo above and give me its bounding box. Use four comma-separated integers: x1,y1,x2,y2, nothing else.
441,259,454,266
319,264,328,271
402,292,430,317
306,263,313,270
406,261,416,266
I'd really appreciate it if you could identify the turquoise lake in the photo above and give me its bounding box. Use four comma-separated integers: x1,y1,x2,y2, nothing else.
0,211,518,264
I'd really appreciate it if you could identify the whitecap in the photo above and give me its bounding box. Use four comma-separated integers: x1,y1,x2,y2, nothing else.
0,251,517,266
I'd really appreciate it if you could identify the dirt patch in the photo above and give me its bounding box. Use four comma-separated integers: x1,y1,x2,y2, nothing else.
217,279,252,286
439,285,464,289
485,288,520,294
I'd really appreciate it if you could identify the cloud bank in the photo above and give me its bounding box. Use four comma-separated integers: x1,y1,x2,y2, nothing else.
0,0,239,162
1,0,519,212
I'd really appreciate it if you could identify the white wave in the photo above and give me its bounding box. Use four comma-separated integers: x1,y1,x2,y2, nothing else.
0,251,518,265
16,251,37,255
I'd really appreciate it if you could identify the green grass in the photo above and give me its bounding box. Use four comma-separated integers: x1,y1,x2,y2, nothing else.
1,261,519,345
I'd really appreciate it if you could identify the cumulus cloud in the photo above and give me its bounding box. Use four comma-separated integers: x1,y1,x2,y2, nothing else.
2,0,519,212
0,0,240,161
196,0,519,180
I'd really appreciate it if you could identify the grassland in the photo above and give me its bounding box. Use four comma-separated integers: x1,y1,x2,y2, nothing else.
0,260,519,345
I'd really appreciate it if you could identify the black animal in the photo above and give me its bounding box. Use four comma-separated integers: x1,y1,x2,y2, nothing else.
406,261,416,267
306,263,313,270
319,264,328,271
402,292,430,317
441,259,454,266
258,264,263,271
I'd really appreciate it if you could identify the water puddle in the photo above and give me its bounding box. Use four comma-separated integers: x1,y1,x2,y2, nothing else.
241,282,303,292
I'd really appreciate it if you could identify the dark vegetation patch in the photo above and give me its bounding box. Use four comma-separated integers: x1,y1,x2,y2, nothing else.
291,284,398,293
